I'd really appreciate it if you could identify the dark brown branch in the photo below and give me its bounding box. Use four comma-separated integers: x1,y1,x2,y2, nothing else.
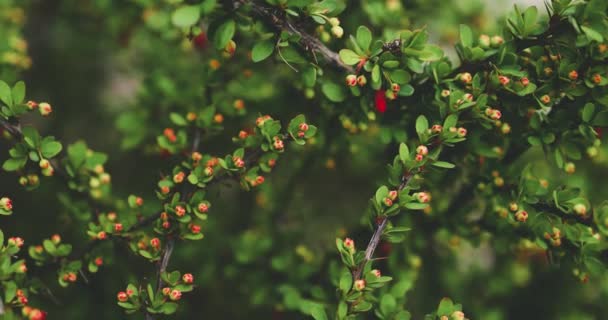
352,171,414,280
239,0,354,72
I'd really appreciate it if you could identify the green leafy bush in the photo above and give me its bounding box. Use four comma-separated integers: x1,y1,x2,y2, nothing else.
1,0,608,319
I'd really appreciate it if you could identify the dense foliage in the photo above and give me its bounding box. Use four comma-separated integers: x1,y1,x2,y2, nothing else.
1,0,608,319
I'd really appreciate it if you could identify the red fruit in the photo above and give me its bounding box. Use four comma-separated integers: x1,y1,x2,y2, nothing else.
150,238,161,249
114,223,123,232
193,32,208,50
190,224,201,234
375,90,387,113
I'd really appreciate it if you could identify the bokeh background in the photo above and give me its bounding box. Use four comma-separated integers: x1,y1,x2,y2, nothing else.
2,0,608,319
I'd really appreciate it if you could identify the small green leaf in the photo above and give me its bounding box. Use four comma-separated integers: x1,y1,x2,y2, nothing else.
310,304,327,320
399,143,409,162
415,115,428,139
582,26,603,43
169,113,187,126
432,161,455,169
12,81,25,105
171,5,200,28
252,40,275,62
405,202,428,210
0,81,12,107
41,141,63,158
459,24,473,47
213,20,236,50
2,157,26,171
321,82,346,102
356,26,372,51
582,103,595,122
339,49,361,65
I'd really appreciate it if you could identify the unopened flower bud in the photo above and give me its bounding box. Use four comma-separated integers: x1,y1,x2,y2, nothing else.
416,145,428,155
460,72,472,84
117,291,128,302
356,75,367,86
490,35,504,47
182,273,194,284
354,279,366,291
345,74,357,87
343,238,355,253
331,25,344,38
573,203,587,215
170,289,182,301
38,102,52,116
515,210,528,222
564,162,575,174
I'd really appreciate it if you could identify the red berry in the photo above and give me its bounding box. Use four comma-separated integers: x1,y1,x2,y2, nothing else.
150,238,161,249
374,90,387,113
190,224,201,234
193,32,208,49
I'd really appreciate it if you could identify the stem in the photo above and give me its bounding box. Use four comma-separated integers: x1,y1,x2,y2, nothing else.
352,171,414,280
239,0,354,72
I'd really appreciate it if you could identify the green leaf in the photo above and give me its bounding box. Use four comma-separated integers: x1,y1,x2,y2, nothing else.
339,271,352,294
389,70,411,84
375,185,389,204
11,81,25,105
405,202,428,210
169,113,187,126
437,298,454,316
0,81,12,107
522,6,538,35
22,126,40,148
213,20,236,50
582,26,603,43
252,40,275,62
399,143,409,162
2,157,26,171
160,302,178,314
582,103,595,122
415,115,428,140
459,24,473,47
356,26,372,51
432,161,455,169
321,82,346,102
41,141,63,158
338,49,361,65
310,304,327,320
171,5,200,28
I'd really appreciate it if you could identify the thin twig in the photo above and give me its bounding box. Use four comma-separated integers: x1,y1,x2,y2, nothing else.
240,0,354,72
352,171,414,280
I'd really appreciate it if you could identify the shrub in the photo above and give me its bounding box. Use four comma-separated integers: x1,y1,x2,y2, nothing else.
1,0,608,319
